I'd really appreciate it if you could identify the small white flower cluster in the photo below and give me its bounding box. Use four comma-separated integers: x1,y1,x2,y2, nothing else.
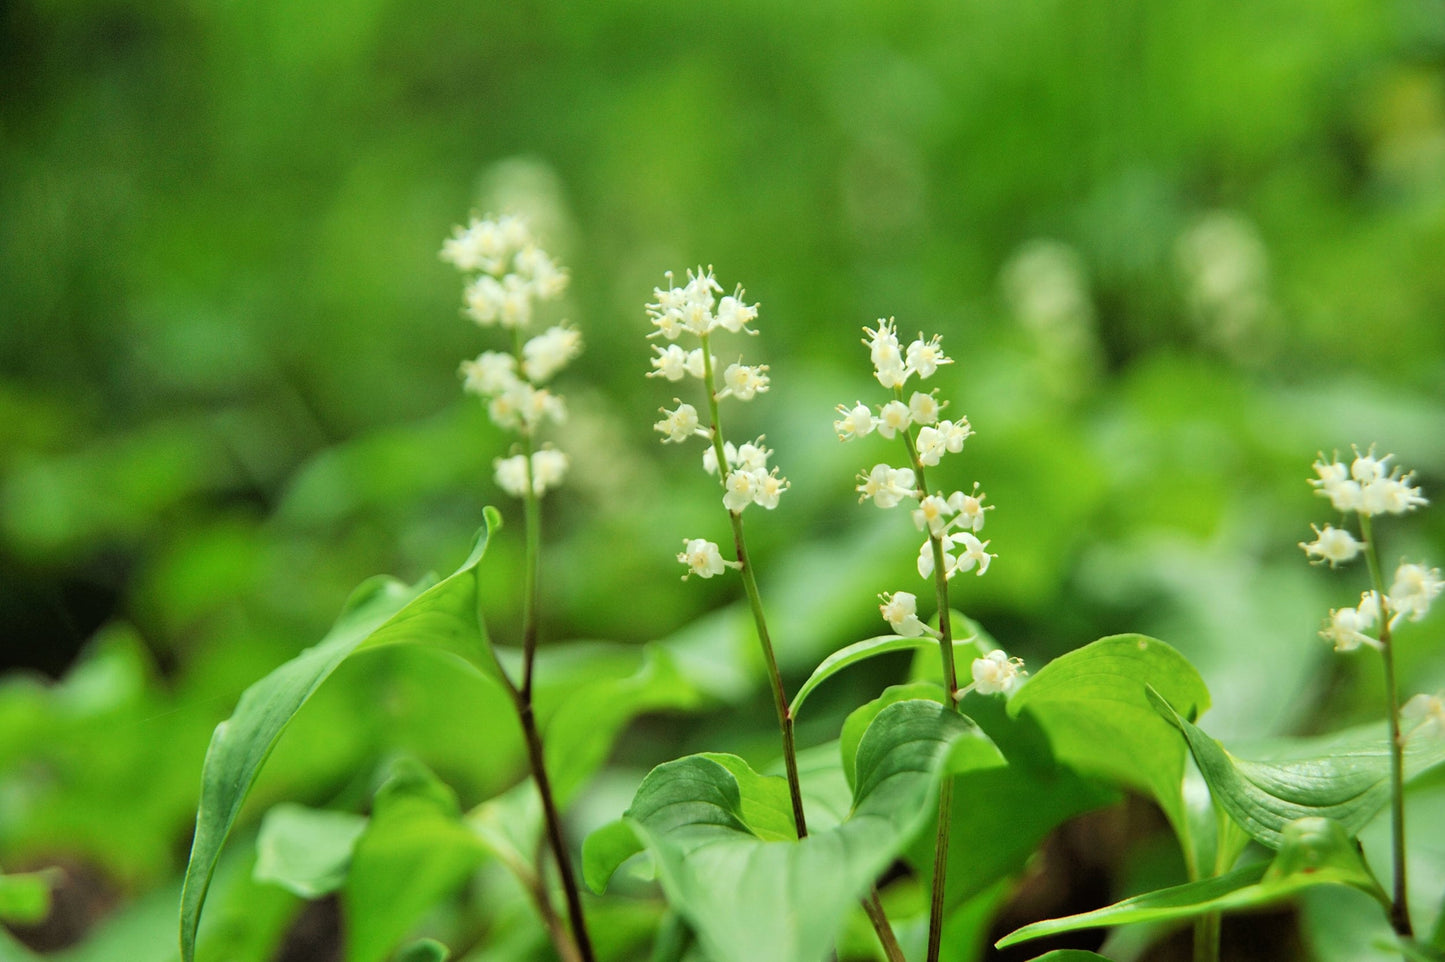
970,649,1028,696
646,269,788,580
838,321,995,609
1309,446,1427,517
443,215,578,498
442,215,568,325
646,268,759,341
1303,445,1441,651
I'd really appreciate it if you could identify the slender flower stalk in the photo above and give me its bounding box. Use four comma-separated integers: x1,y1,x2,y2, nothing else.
1303,445,1440,940
838,319,1018,962
443,215,594,962
649,272,905,960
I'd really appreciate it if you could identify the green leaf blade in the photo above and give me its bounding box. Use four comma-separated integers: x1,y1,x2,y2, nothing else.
179,512,500,962
607,699,977,962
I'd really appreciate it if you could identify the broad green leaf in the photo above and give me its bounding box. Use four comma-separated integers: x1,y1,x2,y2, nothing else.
792,634,972,718
583,819,647,894
1008,635,1210,847
0,870,54,925
1149,688,1445,849
590,700,991,962
544,643,705,806
839,682,946,790
393,939,450,962
997,817,1387,949
915,696,1119,908
253,803,368,898
180,509,502,962
1025,953,1115,961
345,760,489,962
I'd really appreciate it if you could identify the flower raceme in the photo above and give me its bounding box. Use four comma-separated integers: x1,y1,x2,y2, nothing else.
443,215,577,498
646,268,789,579
1302,445,1439,651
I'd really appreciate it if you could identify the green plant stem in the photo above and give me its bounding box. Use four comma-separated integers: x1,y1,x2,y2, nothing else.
517,699,596,962
1193,913,1220,962
699,336,905,958
519,432,542,700
1360,512,1413,938
862,890,907,962
899,415,961,962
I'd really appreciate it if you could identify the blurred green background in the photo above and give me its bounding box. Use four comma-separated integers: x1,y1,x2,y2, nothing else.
2,0,1444,958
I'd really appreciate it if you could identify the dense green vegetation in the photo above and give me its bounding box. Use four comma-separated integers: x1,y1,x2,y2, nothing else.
2,0,1443,959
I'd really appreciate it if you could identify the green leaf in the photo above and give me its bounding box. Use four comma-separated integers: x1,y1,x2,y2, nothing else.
544,643,705,806
997,816,1387,949
839,682,946,790
180,509,502,962
917,697,1120,908
1008,635,1210,846
253,803,368,898
791,634,974,718
582,819,646,894
1025,953,1116,961
1149,688,1445,849
0,870,54,925
393,938,450,962
344,759,489,962
593,700,991,962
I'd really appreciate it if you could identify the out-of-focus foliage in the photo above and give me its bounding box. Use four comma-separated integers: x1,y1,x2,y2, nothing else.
2,0,1443,957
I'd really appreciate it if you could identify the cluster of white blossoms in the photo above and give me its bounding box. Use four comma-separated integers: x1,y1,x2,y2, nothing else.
1302,446,1441,652
647,269,787,580
1308,446,1427,517
443,215,578,498
838,320,995,586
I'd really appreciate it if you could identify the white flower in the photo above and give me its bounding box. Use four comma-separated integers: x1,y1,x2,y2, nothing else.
753,469,789,509
1310,447,1427,516
685,348,711,379
487,381,562,432
951,532,994,577
734,439,770,472
947,484,991,532
858,464,916,508
908,391,941,425
919,532,994,580
522,325,582,382
654,402,701,443
1310,455,1360,513
494,454,530,498
875,400,912,440
879,591,926,637
971,650,1027,696
1320,596,1381,652
513,244,568,299
905,333,952,379
649,344,690,381
677,538,737,580
915,426,946,467
1298,523,1362,568
441,216,516,275
720,362,770,401
834,402,876,440
912,494,954,534
715,292,759,334
459,351,519,397
684,267,722,310
703,441,738,475
863,319,909,388
1389,562,1443,624
723,469,759,513
938,418,972,452
530,448,569,493
1402,692,1445,741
